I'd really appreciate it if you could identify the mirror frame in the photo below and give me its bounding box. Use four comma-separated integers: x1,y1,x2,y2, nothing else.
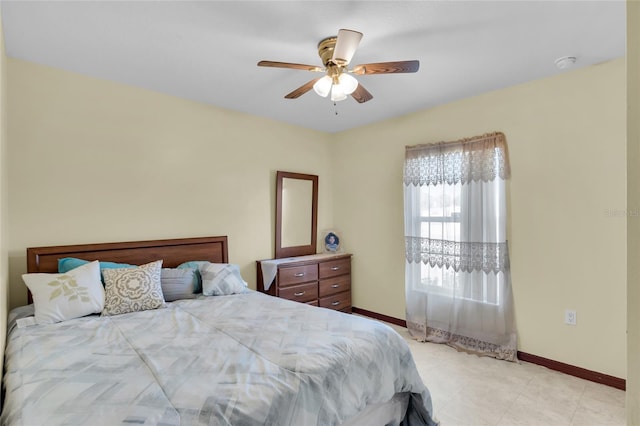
275,171,318,259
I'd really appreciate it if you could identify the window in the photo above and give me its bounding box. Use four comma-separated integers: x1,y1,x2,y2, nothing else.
403,132,516,360
405,146,508,306
417,182,461,294
415,180,503,306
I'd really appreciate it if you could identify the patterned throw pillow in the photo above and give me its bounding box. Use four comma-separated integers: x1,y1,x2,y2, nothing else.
200,263,249,296
102,260,165,316
22,260,105,324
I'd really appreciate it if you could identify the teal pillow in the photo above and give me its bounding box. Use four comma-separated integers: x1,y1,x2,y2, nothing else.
176,261,210,294
58,257,90,273
58,257,134,282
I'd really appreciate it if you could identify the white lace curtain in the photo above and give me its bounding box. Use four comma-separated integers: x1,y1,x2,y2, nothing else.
403,132,517,361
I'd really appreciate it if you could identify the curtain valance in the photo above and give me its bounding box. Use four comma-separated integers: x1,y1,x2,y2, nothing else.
405,236,510,274
404,132,510,186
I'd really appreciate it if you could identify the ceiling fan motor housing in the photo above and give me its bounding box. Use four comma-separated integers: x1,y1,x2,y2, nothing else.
318,36,338,66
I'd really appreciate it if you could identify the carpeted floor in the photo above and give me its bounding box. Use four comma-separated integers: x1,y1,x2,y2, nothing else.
382,320,625,425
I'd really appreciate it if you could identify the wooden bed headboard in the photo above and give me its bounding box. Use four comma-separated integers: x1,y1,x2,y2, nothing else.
26,236,229,274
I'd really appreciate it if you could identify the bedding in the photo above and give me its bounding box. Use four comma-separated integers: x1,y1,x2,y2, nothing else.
101,260,165,316
160,268,197,302
21,260,105,324
199,263,249,296
59,258,199,301
7,236,437,425
177,260,210,293
58,257,134,274
1,291,437,425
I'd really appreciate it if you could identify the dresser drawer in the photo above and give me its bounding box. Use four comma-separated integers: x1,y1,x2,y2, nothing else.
319,275,351,298
279,282,318,303
319,258,351,279
257,254,351,309
319,291,351,311
278,264,318,287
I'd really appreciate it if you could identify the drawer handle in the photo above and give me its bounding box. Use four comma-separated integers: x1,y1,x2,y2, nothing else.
293,273,305,277
330,267,340,271
331,284,340,288
331,301,341,306
294,291,306,297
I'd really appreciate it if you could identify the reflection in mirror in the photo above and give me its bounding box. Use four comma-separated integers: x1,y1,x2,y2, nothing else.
275,171,318,259
281,178,313,247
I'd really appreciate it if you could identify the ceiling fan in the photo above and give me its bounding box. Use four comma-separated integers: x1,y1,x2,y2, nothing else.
257,29,419,104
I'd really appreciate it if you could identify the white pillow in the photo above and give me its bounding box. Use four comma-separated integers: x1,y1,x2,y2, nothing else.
102,260,165,316
200,263,249,296
22,260,105,324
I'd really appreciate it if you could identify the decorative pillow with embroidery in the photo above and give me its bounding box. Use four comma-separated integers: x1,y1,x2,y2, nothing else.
102,260,165,316
22,260,105,324
200,263,250,296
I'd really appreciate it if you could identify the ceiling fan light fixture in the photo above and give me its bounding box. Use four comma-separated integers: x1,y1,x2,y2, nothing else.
330,84,347,102
313,75,332,97
338,73,359,95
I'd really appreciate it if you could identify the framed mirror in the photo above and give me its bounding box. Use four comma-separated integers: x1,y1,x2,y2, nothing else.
275,171,318,259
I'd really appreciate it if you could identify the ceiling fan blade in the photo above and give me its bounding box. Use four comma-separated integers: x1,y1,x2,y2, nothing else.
284,78,322,99
352,60,420,75
351,83,373,104
332,29,363,65
258,60,323,72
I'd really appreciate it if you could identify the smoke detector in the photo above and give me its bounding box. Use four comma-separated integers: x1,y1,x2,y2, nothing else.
555,56,577,70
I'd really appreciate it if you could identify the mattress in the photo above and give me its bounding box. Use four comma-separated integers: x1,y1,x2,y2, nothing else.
1,291,437,425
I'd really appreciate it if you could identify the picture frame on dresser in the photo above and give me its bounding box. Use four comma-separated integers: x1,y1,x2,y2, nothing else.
256,253,352,313
322,230,341,253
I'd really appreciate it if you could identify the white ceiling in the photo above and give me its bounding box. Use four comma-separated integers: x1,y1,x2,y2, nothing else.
1,1,626,134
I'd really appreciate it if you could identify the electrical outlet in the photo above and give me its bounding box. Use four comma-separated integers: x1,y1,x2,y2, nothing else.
565,310,577,326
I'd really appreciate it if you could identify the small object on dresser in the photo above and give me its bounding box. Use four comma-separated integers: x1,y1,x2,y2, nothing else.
323,230,341,253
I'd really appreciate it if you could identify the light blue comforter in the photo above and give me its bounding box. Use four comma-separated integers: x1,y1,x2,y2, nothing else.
1,291,437,425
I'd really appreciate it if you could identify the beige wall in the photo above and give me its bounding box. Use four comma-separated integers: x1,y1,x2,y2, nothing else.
628,0,640,422
0,8,9,394
4,51,628,381
6,58,333,308
333,58,627,379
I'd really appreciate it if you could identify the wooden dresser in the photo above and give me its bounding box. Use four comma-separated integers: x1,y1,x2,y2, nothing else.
256,253,352,313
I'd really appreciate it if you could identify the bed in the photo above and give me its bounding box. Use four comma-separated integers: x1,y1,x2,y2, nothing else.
1,236,437,425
